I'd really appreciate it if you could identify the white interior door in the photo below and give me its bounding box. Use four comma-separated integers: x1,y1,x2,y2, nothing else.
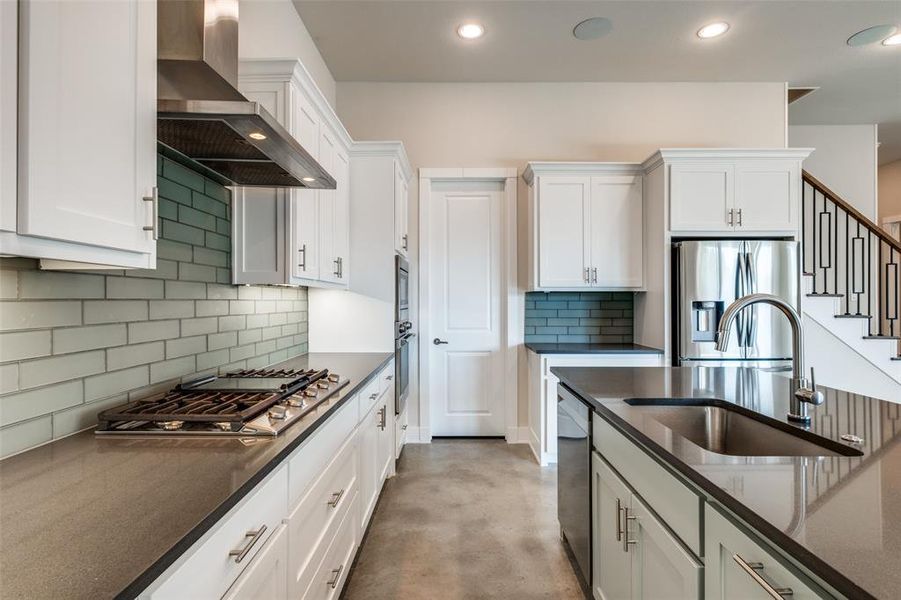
429,180,504,436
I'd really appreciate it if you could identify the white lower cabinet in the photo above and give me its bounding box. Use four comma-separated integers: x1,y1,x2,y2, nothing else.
591,452,701,600
705,505,827,600
395,404,408,459
302,492,359,600
222,525,289,600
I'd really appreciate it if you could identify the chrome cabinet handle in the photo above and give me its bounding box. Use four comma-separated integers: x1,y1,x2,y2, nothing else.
327,564,344,588
334,257,343,278
732,554,794,598
615,498,623,541
591,267,598,284
727,208,734,227
622,507,637,552
378,406,387,430
402,424,408,430
142,187,158,240
584,267,590,283
737,208,743,226
433,338,448,345
402,234,408,250
327,489,345,508
298,243,306,269
228,524,267,563
386,375,393,380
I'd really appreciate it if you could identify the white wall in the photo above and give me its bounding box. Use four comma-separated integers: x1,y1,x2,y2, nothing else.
789,125,879,221
879,159,901,222
336,81,788,432
308,289,394,352
239,0,337,108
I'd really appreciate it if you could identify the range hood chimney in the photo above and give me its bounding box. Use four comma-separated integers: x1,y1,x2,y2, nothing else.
157,0,335,189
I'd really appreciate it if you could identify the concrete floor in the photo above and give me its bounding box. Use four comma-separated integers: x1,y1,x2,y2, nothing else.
342,439,585,600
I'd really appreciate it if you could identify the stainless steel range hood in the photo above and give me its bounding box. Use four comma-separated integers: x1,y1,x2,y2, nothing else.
157,0,335,189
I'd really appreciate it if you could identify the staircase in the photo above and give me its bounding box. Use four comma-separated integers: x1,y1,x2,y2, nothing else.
801,171,901,388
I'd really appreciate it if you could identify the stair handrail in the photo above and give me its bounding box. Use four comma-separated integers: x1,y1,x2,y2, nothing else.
803,170,901,253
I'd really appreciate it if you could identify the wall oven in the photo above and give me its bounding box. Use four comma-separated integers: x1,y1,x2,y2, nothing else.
395,255,413,415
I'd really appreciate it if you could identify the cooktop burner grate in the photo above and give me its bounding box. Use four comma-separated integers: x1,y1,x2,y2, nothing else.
224,368,316,378
97,389,284,424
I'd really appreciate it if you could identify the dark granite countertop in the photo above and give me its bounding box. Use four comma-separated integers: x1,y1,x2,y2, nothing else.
552,366,901,600
0,352,393,600
524,342,663,355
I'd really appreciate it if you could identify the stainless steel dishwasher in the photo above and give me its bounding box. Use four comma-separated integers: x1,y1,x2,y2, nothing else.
557,383,591,590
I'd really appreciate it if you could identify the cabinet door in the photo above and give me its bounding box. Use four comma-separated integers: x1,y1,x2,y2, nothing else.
295,90,320,160
233,188,286,284
333,149,350,286
592,452,633,600
17,0,156,255
358,401,381,529
318,129,338,283
221,524,288,600
705,505,826,600
0,0,16,232
589,176,643,288
669,163,734,232
629,495,701,600
395,160,408,256
537,176,591,288
735,160,799,232
291,189,319,280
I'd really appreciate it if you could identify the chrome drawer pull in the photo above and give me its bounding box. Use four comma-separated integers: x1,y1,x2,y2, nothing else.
732,554,794,598
615,498,623,541
386,375,393,380
327,564,344,588
228,524,267,563
142,187,159,240
327,489,345,508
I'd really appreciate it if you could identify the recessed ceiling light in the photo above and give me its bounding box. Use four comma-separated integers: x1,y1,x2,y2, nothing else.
573,17,613,41
457,23,484,40
248,132,267,140
302,177,316,182
883,33,901,46
847,24,897,47
697,22,730,39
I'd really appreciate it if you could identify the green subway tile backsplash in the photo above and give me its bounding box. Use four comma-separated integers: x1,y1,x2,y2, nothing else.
524,292,634,344
0,155,309,458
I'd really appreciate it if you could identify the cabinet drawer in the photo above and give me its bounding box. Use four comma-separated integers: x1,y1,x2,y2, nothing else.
288,394,359,508
149,467,288,599
288,431,358,597
301,491,360,600
359,376,381,421
705,504,830,599
379,362,395,397
593,414,702,556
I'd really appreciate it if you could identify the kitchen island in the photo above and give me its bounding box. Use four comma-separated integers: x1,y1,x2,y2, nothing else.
555,365,901,600
0,352,393,600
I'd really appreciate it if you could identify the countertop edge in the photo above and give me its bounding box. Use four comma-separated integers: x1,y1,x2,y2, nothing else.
524,343,664,355
556,377,877,600
115,353,394,600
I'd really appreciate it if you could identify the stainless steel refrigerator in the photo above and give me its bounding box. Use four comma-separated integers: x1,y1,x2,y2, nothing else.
673,240,800,368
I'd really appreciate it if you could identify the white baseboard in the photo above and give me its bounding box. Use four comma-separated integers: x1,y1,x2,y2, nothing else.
506,426,530,444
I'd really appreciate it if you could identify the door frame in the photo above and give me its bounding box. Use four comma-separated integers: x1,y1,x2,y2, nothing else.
418,168,520,443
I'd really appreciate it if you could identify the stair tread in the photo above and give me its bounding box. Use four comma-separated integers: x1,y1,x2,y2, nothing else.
806,293,843,298
834,314,871,319
864,335,901,340
892,356,901,361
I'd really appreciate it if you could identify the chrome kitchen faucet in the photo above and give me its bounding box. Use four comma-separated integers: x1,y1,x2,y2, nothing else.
716,293,824,424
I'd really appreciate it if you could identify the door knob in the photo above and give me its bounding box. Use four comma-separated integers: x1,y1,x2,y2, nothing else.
433,338,449,345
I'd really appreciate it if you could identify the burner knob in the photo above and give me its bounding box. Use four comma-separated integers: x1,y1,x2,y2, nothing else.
268,406,287,420
328,374,340,383
285,396,304,408
304,389,318,398
317,381,330,389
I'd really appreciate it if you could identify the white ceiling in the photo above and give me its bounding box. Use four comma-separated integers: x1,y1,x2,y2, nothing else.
294,1,901,163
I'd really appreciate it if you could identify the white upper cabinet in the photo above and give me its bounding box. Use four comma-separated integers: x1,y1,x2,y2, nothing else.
2,0,157,268
394,160,409,256
526,164,645,291
0,1,16,233
235,59,352,289
348,142,413,302
656,149,811,234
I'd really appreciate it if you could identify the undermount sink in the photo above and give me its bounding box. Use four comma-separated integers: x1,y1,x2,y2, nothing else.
624,399,863,457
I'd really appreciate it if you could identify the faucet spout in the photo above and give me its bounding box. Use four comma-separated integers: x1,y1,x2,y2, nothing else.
715,293,823,423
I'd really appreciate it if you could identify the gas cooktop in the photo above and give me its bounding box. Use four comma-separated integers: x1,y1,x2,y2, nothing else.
95,367,349,436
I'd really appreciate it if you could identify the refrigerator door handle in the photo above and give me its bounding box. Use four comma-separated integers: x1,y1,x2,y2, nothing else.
745,251,758,349
735,250,747,348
